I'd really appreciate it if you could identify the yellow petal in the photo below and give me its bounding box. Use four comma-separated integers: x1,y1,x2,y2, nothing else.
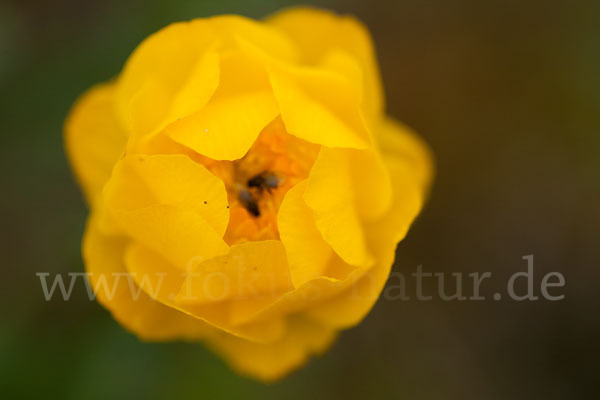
206,316,336,382
267,62,371,149
169,51,221,120
227,255,365,327
304,150,429,328
124,243,287,343
277,180,333,287
175,240,293,304
106,204,229,271
303,147,371,266
349,148,392,222
122,244,185,304
165,50,280,160
116,21,219,138
83,212,212,341
267,7,384,119
318,48,364,103
378,117,434,190
208,15,298,62
165,91,279,160
103,154,230,236
64,83,127,204
233,33,370,149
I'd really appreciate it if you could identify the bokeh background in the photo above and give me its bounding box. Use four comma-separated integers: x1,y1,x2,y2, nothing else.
1,0,598,398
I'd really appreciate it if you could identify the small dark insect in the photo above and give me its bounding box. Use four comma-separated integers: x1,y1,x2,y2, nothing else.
238,189,260,217
247,171,280,193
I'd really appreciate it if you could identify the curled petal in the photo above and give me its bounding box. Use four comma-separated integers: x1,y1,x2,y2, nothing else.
83,212,212,341
124,243,287,343
304,122,433,328
64,83,127,204
116,21,219,138
175,240,293,305
304,148,372,267
104,154,230,236
205,316,337,382
267,7,384,119
164,51,280,160
277,180,334,287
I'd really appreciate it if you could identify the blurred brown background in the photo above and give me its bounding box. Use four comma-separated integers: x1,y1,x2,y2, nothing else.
1,0,598,398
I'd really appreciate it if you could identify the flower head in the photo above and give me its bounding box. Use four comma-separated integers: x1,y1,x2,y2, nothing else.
65,7,433,381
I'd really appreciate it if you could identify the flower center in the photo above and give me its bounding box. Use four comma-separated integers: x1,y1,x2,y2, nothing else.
200,118,319,245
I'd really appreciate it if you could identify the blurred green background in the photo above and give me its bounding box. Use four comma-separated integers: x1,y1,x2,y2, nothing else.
1,0,599,398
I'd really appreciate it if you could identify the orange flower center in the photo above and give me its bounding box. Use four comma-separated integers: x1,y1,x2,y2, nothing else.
200,118,319,245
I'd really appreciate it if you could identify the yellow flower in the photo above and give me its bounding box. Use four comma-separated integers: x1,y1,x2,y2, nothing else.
64,7,433,381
